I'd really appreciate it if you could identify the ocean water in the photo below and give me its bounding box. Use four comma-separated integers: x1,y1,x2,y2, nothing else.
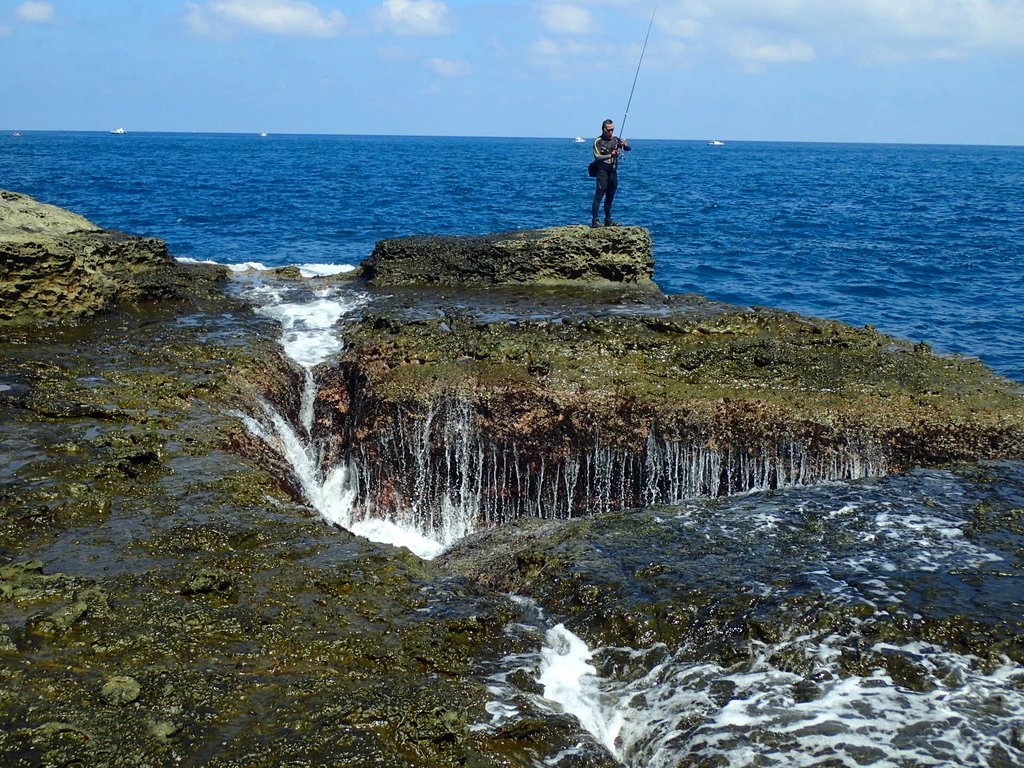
5,131,1024,766
2,130,1022,383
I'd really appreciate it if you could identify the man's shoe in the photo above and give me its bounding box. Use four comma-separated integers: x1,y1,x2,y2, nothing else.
591,218,602,228
604,218,619,226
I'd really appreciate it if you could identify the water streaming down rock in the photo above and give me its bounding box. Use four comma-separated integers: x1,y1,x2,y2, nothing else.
235,282,360,523
233,278,456,557
332,393,890,531
243,299,894,542
231,226,1024,548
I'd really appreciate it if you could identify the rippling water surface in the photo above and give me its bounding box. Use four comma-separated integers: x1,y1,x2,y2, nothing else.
3,131,1022,381
5,131,1024,767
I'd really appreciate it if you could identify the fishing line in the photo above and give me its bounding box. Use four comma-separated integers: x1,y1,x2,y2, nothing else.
619,5,656,143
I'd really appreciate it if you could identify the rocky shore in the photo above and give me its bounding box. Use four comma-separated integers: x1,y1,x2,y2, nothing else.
3,191,1023,766
0,190,226,324
310,230,1024,529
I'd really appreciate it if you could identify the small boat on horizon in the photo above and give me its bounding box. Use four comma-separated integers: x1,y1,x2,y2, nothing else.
110,127,127,135
258,131,269,137
707,139,725,146
574,136,586,143
11,131,21,137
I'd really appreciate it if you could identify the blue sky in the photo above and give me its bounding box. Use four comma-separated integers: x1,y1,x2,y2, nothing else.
2,0,1023,144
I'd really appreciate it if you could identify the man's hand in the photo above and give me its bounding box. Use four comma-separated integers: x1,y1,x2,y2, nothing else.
611,149,619,157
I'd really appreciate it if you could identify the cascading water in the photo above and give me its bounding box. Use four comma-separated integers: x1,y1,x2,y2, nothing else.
350,397,890,529
231,269,895,550
233,272,448,559
533,626,1024,767
225,269,1024,767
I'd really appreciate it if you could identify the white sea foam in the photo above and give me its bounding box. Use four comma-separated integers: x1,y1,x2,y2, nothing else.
524,628,1024,768
235,276,449,559
538,625,624,755
349,518,444,560
176,258,269,272
227,261,271,272
176,256,357,278
254,296,348,369
175,256,219,266
297,263,357,277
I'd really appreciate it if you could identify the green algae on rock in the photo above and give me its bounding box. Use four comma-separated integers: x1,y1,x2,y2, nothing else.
313,291,1024,524
360,225,656,288
5,192,1024,766
0,303,606,767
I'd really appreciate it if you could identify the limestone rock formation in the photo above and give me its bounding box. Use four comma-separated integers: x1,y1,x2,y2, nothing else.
0,189,225,323
304,230,1024,530
360,225,656,287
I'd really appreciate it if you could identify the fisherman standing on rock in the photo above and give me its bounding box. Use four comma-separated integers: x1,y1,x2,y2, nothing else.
591,119,631,227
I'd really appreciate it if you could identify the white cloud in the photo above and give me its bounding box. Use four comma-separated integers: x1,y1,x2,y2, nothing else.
851,0,1024,50
528,37,597,59
426,57,469,76
526,35,599,76
373,0,451,36
185,0,346,38
538,3,593,35
654,0,1024,63
731,36,815,65
377,45,418,61
15,2,55,23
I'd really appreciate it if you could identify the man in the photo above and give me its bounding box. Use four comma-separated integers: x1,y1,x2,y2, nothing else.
591,119,631,227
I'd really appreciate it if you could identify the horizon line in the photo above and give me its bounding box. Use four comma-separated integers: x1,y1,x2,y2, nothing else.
3,129,1021,150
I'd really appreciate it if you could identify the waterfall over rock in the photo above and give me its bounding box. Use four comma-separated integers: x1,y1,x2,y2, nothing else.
240,225,1024,548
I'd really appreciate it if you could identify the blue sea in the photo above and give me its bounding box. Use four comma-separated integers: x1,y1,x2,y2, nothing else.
5,131,1024,766
2,130,1022,383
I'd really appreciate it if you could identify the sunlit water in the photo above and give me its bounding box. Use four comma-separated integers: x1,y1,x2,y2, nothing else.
484,467,1024,767
3,131,1022,382
6,132,1024,765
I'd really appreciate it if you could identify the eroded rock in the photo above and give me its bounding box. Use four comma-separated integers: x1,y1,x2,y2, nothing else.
360,225,656,287
0,189,227,324
311,298,1024,526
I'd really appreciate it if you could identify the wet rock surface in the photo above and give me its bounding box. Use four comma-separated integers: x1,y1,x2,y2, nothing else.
441,461,1024,661
5,195,1024,766
360,225,656,287
1,189,227,324
0,304,608,767
315,275,1024,524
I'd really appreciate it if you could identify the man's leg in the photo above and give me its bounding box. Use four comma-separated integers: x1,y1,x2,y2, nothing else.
604,172,619,225
591,174,607,227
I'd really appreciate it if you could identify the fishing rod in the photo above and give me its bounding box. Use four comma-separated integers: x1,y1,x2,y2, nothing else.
618,5,656,144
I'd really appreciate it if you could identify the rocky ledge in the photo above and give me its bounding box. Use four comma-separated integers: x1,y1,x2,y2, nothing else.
0,197,605,767
303,227,1024,528
360,225,656,287
4,195,1024,766
0,190,226,323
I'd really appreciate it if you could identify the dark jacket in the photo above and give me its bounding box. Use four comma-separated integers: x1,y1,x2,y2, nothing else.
592,135,631,170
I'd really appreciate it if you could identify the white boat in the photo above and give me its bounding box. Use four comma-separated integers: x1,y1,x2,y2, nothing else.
707,139,725,146
258,131,268,137
110,127,127,135
11,131,21,137
574,136,586,143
